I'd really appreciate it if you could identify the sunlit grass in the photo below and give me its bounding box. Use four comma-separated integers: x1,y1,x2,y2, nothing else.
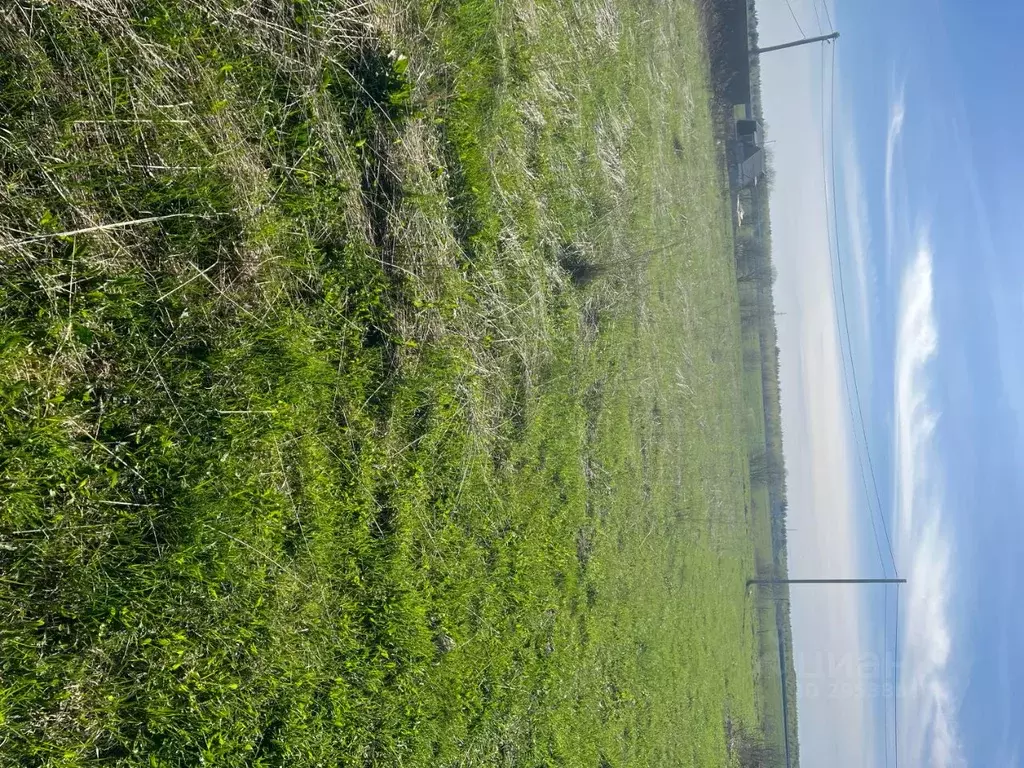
0,1,765,765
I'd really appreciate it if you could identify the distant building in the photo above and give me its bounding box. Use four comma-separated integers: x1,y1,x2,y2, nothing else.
735,146,765,189
730,116,765,189
736,119,763,148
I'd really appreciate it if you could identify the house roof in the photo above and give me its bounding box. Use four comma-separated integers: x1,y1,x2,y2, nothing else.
737,149,765,187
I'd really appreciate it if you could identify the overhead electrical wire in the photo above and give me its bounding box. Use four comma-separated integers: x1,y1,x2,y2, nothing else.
818,38,901,768
820,0,834,32
809,0,825,34
817,45,891,577
826,43,898,576
783,0,807,37
894,584,901,768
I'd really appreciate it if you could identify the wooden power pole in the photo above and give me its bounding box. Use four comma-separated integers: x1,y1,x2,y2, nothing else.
755,31,840,56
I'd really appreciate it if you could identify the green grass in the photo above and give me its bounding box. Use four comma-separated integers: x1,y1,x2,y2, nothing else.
0,1,770,765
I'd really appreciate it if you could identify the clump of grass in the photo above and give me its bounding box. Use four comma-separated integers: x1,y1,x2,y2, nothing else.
559,242,609,287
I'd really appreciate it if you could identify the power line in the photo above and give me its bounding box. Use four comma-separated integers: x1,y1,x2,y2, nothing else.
782,0,807,37
809,31,904,767
818,47,900,763
820,0,834,32
882,583,891,768
809,0,825,34
894,584,901,768
817,44,889,577
826,42,899,576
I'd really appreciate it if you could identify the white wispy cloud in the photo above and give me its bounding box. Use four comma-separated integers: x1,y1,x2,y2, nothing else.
885,85,906,280
895,241,937,537
841,127,875,350
895,241,964,768
994,631,1019,768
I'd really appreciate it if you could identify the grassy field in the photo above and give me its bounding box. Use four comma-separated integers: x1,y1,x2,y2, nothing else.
0,1,769,765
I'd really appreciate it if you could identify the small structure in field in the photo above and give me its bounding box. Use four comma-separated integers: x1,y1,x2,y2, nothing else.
736,118,763,148
730,112,765,189
735,145,765,189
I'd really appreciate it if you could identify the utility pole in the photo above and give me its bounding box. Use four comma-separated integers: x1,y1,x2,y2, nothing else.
754,31,839,56
748,577,905,586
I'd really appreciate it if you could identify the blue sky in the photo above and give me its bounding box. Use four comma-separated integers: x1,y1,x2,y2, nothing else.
759,1,1024,766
